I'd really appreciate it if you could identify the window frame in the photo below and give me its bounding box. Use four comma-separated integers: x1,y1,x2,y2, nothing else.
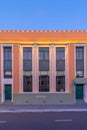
56,71,65,92
3,47,12,78
39,75,49,92
23,47,32,71
39,47,49,71
23,75,32,92
56,47,65,71
76,46,84,77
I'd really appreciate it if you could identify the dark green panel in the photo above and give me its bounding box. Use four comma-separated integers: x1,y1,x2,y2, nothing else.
5,85,12,100
76,84,83,99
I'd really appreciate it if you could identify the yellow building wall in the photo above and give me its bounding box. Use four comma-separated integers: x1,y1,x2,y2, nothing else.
0,30,86,94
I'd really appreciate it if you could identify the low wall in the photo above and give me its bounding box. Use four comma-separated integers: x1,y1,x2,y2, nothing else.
13,93,75,105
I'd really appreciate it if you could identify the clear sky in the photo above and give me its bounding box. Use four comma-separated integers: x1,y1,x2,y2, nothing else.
0,0,87,30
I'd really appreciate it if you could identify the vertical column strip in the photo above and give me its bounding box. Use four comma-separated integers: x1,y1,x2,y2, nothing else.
50,44,56,92
19,45,22,93
65,45,69,93
69,44,75,93
32,44,39,92
86,45,87,78
0,45,1,94
13,45,20,93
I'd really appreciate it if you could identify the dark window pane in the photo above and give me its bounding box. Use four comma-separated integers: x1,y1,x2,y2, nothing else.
23,47,32,59
39,60,49,71
76,47,84,60
23,48,32,52
39,47,49,52
76,71,84,77
39,47,49,71
23,47,32,71
76,60,84,71
4,47,12,78
23,47,32,92
56,47,65,60
4,61,12,70
39,52,44,60
45,52,49,59
23,76,32,92
39,47,49,60
23,60,32,71
56,75,65,92
56,47,65,71
56,60,65,71
39,76,49,92
76,47,84,77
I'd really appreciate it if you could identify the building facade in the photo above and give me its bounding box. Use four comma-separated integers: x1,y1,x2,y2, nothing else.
0,30,87,104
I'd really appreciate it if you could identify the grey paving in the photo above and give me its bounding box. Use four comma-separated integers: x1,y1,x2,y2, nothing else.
0,100,87,112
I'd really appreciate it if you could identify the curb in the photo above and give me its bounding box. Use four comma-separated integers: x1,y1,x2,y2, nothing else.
0,109,87,113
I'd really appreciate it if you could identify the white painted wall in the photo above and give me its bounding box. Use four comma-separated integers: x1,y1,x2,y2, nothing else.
50,44,56,92
32,44,39,92
84,84,87,102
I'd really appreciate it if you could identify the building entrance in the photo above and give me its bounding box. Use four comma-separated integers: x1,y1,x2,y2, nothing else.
76,84,83,99
4,84,12,100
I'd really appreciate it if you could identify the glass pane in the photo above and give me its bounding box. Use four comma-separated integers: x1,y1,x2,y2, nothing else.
39,47,49,52
4,47,12,78
39,47,49,60
23,76,32,92
76,47,84,60
27,52,32,59
4,48,12,60
39,76,49,92
45,52,49,59
23,47,32,71
23,60,32,71
24,52,27,59
56,47,65,60
56,75,65,92
23,47,32,60
76,71,84,77
39,52,43,59
39,60,49,71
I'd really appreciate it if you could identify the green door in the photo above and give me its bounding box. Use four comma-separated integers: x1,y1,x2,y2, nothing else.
5,85,12,100
76,84,83,99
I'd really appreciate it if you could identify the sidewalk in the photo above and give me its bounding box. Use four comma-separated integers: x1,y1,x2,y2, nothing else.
0,101,87,113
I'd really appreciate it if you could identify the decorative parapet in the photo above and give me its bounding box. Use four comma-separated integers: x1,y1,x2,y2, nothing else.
0,30,87,43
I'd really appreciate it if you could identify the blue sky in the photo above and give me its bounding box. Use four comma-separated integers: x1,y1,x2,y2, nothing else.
0,0,87,30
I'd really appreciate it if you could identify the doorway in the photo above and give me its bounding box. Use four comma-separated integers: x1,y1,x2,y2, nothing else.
76,84,83,99
4,84,12,101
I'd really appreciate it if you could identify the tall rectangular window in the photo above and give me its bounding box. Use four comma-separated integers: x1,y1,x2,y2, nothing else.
23,75,32,92
23,47,32,92
23,47,32,71
56,71,65,92
4,47,12,78
76,47,84,77
39,47,49,71
39,47,49,92
56,47,65,71
56,47,65,92
39,75,49,92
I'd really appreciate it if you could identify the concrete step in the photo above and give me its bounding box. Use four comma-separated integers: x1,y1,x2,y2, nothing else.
76,100,85,104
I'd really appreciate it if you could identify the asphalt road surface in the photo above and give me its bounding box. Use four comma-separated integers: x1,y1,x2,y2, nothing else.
0,111,87,130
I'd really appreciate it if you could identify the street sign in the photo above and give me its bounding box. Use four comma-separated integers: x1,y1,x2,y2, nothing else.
72,81,76,86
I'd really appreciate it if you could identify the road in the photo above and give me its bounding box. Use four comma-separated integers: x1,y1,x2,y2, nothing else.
0,111,87,130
